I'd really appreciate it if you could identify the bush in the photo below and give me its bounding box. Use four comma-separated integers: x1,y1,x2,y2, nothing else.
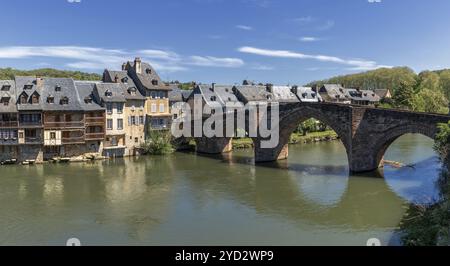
141,130,175,155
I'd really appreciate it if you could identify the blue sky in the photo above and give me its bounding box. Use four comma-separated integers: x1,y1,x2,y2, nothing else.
1,0,450,85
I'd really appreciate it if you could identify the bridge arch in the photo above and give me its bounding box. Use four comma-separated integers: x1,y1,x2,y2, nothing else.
372,124,438,169
252,105,352,164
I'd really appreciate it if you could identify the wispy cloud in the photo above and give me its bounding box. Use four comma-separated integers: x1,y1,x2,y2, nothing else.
368,0,382,3
238,46,391,70
0,46,245,73
236,25,253,31
299,37,321,42
317,20,335,31
67,0,81,3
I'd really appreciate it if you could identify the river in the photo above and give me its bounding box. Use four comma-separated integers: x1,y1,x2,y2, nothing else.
0,134,442,246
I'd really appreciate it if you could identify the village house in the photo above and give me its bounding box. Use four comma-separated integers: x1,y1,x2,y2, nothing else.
0,80,19,162
74,81,106,154
15,76,44,162
232,84,274,104
291,86,322,103
315,84,351,104
344,88,380,106
374,88,393,101
268,85,300,103
92,83,127,158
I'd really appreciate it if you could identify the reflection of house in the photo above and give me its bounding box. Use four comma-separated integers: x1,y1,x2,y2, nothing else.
0,80,19,161
93,83,127,158
291,86,322,103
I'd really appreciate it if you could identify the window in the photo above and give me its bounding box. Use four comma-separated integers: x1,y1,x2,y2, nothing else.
105,90,113,97
55,85,61,92
31,94,40,104
151,104,157,113
122,77,129,83
210,96,216,101
2,98,9,106
107,119,113,130
159,103,165,113
50,132,56,140
19,132,24,139
139,116,144,125
117,103,123,114
20,94,28,104
24,85,33,90
106,103,113,114
135,137,139,143
117,119,123,130
84,97,92,104
1,85,10,91
159,91,165,98
151,91,157,98
152,79,158,86
146,68,152,74
47,96,54,104
60,97,69,105
131,116,136,125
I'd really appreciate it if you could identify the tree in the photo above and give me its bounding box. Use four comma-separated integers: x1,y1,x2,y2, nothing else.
393,82,416,110
438,70,450,101
418,71,441,92
413,89,449,114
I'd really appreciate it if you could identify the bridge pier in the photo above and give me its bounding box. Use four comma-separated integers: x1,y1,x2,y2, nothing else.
195,137,233,154
254,140,289,163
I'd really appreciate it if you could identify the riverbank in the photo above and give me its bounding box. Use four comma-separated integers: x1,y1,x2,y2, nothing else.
232,130,339,150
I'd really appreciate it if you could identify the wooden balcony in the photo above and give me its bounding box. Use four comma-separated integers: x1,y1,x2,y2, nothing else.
85,117,105,126
0,138,18,145
44,121,85,128
85,133,105,141
62,136,85,144
24,137,43,145
19,121,43,128
0,121,18,128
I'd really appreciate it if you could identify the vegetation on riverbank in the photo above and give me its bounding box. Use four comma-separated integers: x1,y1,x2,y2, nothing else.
141,130,175,155
232,130,338,150
400,121,450,246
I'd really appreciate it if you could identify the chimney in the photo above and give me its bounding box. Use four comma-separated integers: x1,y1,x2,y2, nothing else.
265,83,273,93
114,75,119,83
36,76,44,87
291,85,298,94
211,83,216,91
134,57,142,74
122,63,127,71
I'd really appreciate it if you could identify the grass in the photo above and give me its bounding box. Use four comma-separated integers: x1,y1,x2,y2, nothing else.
232,130,338,150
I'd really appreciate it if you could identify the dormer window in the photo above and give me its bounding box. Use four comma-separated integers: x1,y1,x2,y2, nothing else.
129,87,137,96
266,95,272,100
311,93,316,98
146,68,152,74
47,96,54,104
1,85,11,91
24,85,33,90
302,93,307,98
1,97,10,106
19,94,28,104
210,96,216,101
31,93,40,104
122,77,129,83
105,90,113,97
55,85,62,92
60,96,69,105
84,97,92,104
151,79,158,86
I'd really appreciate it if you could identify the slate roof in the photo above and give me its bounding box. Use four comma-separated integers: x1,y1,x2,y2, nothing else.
40,78,84,111
344,88,380,103
193,84,240,107
270,86,299,103
181,90,193,101
15,76,42,111
74,81,105,111
292,86,322,103
127,61,171,91
318,84,347,101
103,70,137,88
233,85,274,103
374,89,391,98
0,80,18,113
169,88,183,103
95,83,127,103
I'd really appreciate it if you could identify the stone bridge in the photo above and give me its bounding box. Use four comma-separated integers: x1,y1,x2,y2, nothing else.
192,102,450,173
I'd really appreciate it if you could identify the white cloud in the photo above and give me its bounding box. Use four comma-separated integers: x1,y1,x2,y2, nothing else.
299,37,321,42
238,46,391,70
0,45,244,73
188,56,244,67
368,0,382,3
67,0,81,3
236,25,253,31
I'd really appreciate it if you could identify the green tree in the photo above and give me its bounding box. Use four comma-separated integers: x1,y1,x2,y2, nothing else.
413,89,449,114
417,71,441,92
438,70,450,101
393,82,416,110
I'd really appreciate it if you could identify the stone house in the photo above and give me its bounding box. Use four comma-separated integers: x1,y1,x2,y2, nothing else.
291,86,322,103
92,83,127,158
0,80,19,162
316,84,351,104
344,88,380,106
268,85,299,103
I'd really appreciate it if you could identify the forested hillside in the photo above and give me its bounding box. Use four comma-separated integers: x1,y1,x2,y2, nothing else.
307,67,450,114
0,67,102,81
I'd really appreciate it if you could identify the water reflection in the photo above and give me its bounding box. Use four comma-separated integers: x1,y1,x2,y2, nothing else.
0,134,441,245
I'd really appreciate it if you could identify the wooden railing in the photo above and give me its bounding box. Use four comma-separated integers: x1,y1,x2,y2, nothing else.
0,121,18,127
85,133,105,140
85,117,105,125
24,137,43,144
19,121,43,127
44,121,85,128
62,136,85,144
